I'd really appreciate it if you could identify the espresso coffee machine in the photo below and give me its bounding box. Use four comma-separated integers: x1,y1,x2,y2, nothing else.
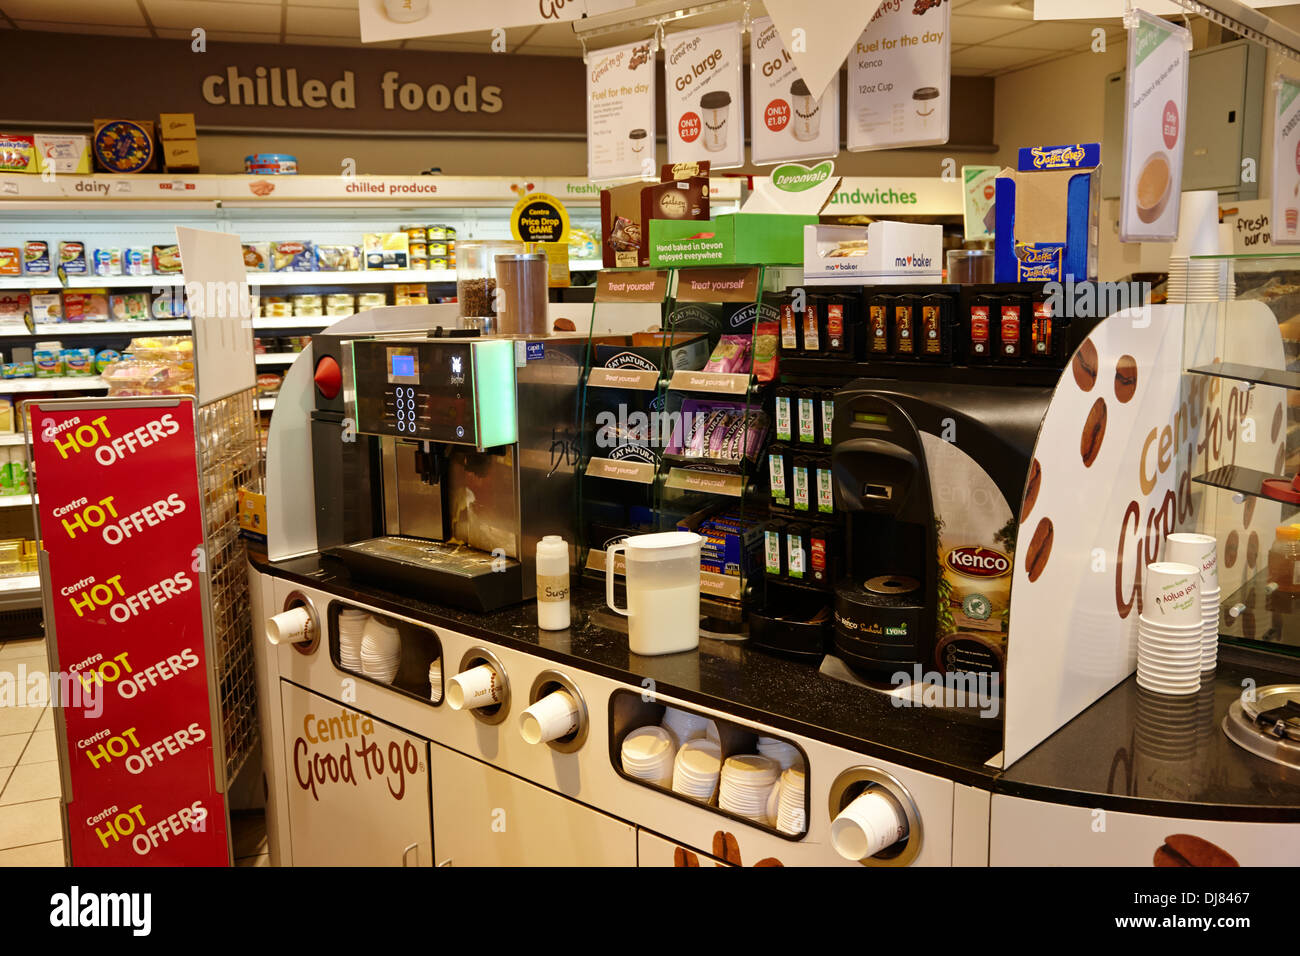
831,380,1050,683
311,328,583,611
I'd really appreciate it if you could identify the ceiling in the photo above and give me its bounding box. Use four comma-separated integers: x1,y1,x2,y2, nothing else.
0,0,1158,76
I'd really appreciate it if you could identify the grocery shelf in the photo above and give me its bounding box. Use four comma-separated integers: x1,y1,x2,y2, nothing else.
0,494,34,509
1187,362,1300,390
255,352,302,365
28,321,191,335
0,377,107,393
0,433,27,446
0,574,41,612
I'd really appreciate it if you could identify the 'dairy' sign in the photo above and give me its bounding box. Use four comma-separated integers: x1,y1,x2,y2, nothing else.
30,398,228,867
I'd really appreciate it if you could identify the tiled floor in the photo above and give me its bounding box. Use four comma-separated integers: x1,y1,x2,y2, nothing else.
0,637,270,866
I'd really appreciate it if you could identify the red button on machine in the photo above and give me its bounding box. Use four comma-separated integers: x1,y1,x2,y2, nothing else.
314,356,342,400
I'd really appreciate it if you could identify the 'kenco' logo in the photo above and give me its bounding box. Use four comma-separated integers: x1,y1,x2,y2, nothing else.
945,546,1011,578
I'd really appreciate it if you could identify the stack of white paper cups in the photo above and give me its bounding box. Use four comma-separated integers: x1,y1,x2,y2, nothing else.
621,726,676,787
338,609,368,673
661,706,710,746
830,787,908,861
671,738,722,802
1164,532,1219,671
519,689,580,745
446,663,503,711
1138,561,1203,696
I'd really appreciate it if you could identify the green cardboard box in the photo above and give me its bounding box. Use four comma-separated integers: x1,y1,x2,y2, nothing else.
649,213,817,267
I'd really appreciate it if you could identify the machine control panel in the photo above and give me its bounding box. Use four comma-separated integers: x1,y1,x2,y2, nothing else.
351,339,477,444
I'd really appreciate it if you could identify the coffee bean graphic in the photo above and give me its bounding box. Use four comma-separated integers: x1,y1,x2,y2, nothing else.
1247,530,1259,567
1081,398,1107,467
1072,338,1098,391
1026,517,1053,582
1021,457,1042,524
1223,529,1239,568
1277,445,1287,477
1243,495,1255,528
1153,834,1239,868
1114,354,1138,403
673,846,700,867
1272,403,1284,443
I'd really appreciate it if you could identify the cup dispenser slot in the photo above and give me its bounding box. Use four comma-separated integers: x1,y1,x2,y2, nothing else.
447,647,510,725
607,689,810,840
266,590,320,655
519,669,589,753
826,767,922,866
326,600,444,706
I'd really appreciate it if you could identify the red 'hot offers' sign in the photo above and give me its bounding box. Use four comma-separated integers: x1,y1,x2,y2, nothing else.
29,398,228,866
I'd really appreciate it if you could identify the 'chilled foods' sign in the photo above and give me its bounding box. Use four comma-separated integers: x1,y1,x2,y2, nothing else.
664,22,746,171
749,17,840,167
1119,9,1190,242
30,399,229,867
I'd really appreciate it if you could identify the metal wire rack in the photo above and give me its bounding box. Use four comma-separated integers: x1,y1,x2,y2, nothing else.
196,387,262,784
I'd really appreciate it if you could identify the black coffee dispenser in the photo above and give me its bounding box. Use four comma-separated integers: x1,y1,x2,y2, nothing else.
831,379,1051,683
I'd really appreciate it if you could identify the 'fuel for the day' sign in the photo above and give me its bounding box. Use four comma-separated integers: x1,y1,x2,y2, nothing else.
29,397,229,866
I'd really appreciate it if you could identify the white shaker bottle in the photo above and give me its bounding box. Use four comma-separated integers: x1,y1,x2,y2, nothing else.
536,534,570,631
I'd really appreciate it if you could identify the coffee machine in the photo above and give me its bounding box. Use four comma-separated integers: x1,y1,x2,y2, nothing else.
831,380,1050,684
310,327,583,612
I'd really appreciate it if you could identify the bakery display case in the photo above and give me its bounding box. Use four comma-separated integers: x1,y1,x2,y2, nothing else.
1181,251,1300,658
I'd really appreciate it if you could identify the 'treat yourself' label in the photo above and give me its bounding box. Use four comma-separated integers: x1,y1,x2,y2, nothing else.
664,21,745,170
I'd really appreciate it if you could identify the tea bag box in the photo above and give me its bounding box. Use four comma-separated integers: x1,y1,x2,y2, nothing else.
993,143,1100,283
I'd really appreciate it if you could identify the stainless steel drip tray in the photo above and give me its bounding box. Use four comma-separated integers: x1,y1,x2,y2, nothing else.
325,536,524,612
1222,684,1300,772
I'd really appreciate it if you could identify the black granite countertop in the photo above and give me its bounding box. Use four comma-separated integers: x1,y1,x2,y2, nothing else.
249,548,1300,818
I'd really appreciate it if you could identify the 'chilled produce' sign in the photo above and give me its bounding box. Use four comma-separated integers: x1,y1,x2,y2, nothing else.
30,397,228,867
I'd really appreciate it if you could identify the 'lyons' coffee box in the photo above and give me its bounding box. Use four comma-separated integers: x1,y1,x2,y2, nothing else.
802,221,942,285
994,143,1100,283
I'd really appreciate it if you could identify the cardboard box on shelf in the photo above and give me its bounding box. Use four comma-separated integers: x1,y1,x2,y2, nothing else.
650,213,816,267
802,221,943,285
600,162,712,269
162,140,201,172
994,143,1100,283
158,113,197,141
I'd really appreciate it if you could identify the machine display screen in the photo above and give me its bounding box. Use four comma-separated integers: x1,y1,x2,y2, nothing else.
387,347,420,385
854,412,889,426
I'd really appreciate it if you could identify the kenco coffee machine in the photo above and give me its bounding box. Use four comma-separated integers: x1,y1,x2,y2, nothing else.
311,328,583,611
831,380,1050,685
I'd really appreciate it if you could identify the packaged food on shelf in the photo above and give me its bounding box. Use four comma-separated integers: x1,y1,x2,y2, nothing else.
101,336,195,396
1,362,34,379
0,134,37,173
325,293,355,315
314,244,361,272
124,248,151,276
93,119,156,173
357,292,387,310
363,232,409,270
152,244,182,274
31,292,61,323
394,283,428,306
58,241,88,275
34,342,64,377
257,372,282,395
95,349,121,373
150,292,186,319
23,241,50,275
0,293,29,328
401,225,427,242
92,248,122,277
292,293,323,317
0,248,21,276
242,242,270,272
109,292,149,322
63,291,110,322
272,241,315,272
668,400,770,463
244,153,297,175
63,348,96,376
34,133,91,174
703,334,753,374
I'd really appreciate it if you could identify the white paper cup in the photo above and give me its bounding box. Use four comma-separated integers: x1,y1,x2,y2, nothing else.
830,789,909,861
1165,533,1219,589
267,606,313,645
519,689,580,745
1144,562,1202,626
446,663,504,711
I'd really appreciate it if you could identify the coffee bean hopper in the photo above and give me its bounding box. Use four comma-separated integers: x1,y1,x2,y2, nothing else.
830,379,1050,684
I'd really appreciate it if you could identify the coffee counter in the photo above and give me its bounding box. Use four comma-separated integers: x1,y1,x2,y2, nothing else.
248,547,1300,821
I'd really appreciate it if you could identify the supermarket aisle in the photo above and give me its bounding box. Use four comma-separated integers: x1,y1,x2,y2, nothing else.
0,637,62,866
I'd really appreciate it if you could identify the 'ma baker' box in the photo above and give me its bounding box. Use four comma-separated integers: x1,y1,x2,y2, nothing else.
803,222,942,286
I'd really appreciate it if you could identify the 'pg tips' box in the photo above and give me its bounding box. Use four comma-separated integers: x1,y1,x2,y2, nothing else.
994,143,1100,283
